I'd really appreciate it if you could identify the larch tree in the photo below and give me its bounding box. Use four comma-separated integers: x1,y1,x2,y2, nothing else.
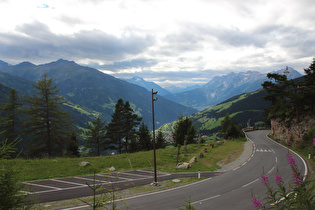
172,115,196,146
138,122,152,151
106,99,142,154
156,129,166,149
122,101,142,152
303,59,315,112
84,116,107,156
0,88,22,143
106,99,125,154
23,73,73,157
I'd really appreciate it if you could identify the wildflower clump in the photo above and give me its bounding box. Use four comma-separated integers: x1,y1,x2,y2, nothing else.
251,191,264,209
252,151,315,209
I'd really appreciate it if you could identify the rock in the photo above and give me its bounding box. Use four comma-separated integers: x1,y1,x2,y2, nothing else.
78,161,90,167
271,116,315,146
198,152,204,158
217,141,222,145
189,156,197,164
108,166,115,171
177,162,191,169
172,179,181,183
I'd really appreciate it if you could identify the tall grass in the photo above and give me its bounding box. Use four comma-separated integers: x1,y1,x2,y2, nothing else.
0,139,246,182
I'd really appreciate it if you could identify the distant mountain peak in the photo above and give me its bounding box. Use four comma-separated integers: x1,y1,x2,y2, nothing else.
0,60,10,68
130,76,145,82
124,76,172,96
55,59,76,64
16,61,35,67
270,67,302,79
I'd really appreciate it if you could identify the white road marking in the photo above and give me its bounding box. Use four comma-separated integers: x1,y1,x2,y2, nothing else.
242,178,258,188
51,179,86,186
74,176,110,183
24,182,62,190
191,194,221,205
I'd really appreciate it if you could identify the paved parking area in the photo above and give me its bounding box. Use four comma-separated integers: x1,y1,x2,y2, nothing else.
22,170,219,203
22,170,170,203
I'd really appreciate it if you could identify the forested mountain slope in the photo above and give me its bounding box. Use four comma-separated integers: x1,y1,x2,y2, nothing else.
161,89,270,136
0,59,196,129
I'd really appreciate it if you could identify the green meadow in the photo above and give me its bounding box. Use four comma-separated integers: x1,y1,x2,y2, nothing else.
1,139,246,182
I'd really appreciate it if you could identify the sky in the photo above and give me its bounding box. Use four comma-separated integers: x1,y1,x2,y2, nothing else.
0,0,314,88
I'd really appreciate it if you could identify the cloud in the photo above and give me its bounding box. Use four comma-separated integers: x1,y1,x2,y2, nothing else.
88,58,158,71
0,21,155,63
37,4,50,9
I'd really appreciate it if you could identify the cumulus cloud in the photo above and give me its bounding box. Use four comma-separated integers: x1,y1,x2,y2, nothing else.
0,21,155,63
89,58,158,71
0,0,314,87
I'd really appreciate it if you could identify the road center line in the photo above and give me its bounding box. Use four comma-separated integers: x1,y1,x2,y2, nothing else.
268,166,275,174
191,194,221,205
242,178,258,188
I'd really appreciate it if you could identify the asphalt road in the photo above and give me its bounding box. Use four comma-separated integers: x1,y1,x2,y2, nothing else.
104,130,308,210
25,130,308,209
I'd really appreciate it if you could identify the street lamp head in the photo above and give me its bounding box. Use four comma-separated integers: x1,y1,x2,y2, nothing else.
153,97,158,101
152,91,158,95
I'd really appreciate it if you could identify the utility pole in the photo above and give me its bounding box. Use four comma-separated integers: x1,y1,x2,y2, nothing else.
152,89,158,185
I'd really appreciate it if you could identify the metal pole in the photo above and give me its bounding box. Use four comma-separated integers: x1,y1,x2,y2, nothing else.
152,89,158,184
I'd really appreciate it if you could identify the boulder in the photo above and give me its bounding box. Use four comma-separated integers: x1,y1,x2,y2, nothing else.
78,161,90,167
177,162,191,169
189,156,197,164
217,141,222,145
108,166,116,171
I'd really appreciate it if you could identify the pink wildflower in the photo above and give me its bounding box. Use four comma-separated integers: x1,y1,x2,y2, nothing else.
286,154,296,166
293,171,303,185
252,198,264,209
293,177,303,185
313,138,315,147
275,175,284,185
261,175,269,184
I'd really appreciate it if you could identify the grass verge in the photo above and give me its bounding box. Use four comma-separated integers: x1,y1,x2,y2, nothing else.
0,138,246,182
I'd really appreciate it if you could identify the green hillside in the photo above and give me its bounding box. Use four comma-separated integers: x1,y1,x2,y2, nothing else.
161,89,270,136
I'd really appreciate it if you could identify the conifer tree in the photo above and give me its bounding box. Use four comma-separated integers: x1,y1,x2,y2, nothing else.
138,122,152,151
172,115,196,146
0,88,22,143
66,133,80,157
106,99,142,154
126,129,139,153
106,99,125,154
303,58,315,112
84,116,107,156
122,101,142,152
23,73,73,157
156,129,166,149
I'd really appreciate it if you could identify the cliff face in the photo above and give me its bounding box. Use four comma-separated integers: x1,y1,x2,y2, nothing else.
270,116,315,146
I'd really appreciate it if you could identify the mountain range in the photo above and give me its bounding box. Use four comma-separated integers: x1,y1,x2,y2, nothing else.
124,76,172,96
0,59,196,130
163,68,302,110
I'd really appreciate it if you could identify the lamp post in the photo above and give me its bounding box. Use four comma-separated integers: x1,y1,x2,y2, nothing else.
152,89,158,185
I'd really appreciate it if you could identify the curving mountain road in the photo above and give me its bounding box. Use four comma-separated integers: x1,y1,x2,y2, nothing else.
110,130,308,210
